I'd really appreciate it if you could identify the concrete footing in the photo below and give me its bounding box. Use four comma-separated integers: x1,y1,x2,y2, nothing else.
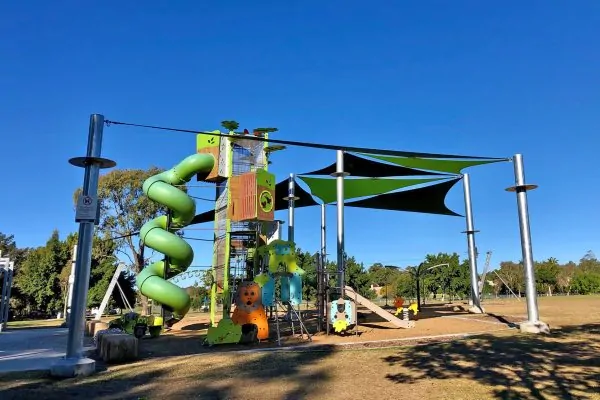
50,357,96,378
468,306,485,314
519,320,550,334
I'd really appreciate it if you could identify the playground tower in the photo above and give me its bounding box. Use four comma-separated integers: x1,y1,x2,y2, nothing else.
197,128,279,344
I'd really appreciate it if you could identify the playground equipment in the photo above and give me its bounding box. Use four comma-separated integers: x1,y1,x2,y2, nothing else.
196,127,311,345
137,153,216,320
55,113,549,382
393,298,419,320
343,286,414,329
0,253,14,331
133,123,312,345
95,263,128,320
106,115,548,345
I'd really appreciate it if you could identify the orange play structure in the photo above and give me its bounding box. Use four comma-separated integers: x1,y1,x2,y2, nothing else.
231,281,269,340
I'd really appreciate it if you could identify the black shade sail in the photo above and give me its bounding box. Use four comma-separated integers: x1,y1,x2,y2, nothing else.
344,177,463,217
301,153,444,177
274,179,320,210
190,209,215,225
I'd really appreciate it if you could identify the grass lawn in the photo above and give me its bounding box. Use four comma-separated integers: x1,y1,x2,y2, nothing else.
5,315,117,330
1,296,599,399
6,319,64,330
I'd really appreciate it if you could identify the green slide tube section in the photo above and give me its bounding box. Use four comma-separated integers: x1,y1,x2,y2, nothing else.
136,153,215,318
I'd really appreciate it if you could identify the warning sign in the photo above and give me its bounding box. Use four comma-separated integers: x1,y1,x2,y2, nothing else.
75,194,98,223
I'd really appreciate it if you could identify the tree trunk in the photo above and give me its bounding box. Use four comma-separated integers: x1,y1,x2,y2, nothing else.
134,251,151,315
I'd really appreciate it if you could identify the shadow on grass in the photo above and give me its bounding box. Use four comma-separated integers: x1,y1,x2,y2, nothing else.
177,322,211,331
382,323,600,399
0,340,337,399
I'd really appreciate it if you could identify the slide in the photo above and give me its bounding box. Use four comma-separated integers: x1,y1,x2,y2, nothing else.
344,286,415,329
136,153,215,319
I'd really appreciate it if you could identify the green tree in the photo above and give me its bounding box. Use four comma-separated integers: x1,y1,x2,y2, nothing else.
367,263,386,285
578,251,600,273
556,262,576,295
422,252,461,301
395,271,416,299
497,261,525,297
16,230,69,314
0,232,30,265
325,256,376,299
75,167,169,314
572,270,600,294
535,257,560,296
187,283,210,311
345,256,377,299
448,259,471,300
571,251,600,294
0,232,32,316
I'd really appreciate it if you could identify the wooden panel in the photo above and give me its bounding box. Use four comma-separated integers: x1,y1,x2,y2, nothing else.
197,146,220,182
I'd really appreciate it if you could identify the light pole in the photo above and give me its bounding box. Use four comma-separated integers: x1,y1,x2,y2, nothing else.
410,263,450,311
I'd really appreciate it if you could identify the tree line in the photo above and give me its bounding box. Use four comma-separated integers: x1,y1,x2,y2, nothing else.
3,227,599,320
0,231,136,320
292,249,600,304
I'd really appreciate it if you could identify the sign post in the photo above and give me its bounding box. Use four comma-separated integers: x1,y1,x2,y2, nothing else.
51,114,116,378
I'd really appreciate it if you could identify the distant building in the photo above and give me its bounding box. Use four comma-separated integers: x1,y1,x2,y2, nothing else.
370,284,384,296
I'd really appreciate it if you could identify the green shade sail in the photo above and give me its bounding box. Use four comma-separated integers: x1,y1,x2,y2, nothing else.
297,176,443,204
345,177,463,217
360,153,505,175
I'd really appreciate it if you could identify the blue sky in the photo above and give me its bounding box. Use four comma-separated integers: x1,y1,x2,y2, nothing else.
1,2,598,285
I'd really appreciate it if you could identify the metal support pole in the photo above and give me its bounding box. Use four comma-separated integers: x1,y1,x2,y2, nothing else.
331,150,348,295
506,154,549,333
67,115,104,358
462,174,483,313
286,174,297,243
317,203,326,330
52,114,116,378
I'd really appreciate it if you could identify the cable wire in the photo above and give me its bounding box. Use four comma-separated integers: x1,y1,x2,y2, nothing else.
190,195,215,202
182,236,214,242
105,119,509,160
103,231,139,241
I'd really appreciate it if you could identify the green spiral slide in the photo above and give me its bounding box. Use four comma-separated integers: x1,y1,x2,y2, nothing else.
136,153,215,318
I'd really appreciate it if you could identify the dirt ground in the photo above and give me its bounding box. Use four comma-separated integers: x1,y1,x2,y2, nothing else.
1,296,599,399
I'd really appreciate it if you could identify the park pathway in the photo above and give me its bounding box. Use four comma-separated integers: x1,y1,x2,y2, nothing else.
0,328,93,374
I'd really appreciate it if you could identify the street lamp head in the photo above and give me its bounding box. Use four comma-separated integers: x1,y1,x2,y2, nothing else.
425,263,450,271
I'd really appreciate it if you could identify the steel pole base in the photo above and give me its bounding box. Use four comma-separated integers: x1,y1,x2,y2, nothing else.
519,320,550,334
50,357,96,378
